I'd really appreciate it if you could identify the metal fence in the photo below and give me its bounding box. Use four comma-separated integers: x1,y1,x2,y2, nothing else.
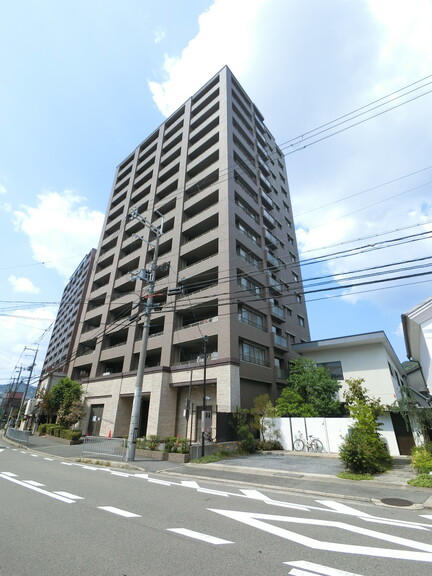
81,436,127,461
5,428,31,445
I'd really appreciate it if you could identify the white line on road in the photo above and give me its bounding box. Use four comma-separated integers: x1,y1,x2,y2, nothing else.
0,473,76,503
181,480,200,488
24,480,45,487
98,506,141,518
197,487,230,497
286,560,363,576
44,457,54,461
110,471,130,477
1,471,18,477
167,528,233,545
54,491,84,500
240,489,271,501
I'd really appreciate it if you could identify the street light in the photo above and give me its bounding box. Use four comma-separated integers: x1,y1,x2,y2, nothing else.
201,335,208,458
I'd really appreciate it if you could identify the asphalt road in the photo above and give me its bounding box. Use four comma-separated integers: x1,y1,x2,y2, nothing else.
1,441,432,576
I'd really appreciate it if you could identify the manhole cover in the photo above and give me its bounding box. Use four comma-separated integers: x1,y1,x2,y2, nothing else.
380,498,413,507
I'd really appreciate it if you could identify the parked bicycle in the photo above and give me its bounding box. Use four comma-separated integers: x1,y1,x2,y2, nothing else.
293,432,324,453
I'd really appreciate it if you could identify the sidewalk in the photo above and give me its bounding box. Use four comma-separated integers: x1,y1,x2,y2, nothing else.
4,432,432,509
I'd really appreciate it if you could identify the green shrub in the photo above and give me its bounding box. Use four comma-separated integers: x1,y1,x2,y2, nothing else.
339,428,393,474
162,436,190,453
411,443,432,474
238,434,258,454
256,440,283,451
135,435,161,451
37,423,47,434
407,473,432,488
60,429,82,441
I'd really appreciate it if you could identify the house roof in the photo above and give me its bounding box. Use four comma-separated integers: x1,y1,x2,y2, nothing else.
401,295,432,361
292,331,404,371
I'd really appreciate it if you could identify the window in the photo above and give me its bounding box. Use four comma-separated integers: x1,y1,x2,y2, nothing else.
238,274,263,297
295,293,302,303
317,361,344,380
240,341,266,366
238,306,265,330
297,315,305,327
286,332,295,344
293,272,299,283
237,244,261,269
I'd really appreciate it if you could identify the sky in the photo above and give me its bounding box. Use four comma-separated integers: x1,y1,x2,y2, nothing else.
1,0,431,388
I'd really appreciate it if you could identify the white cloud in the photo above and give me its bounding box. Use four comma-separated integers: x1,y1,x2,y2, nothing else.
154,27,165,44
0,307,57,382
8,275,40,294
148,0,266,116
12,190,104,278
0,184,6,195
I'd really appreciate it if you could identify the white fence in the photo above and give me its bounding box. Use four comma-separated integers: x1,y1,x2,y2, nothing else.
264,415,401,456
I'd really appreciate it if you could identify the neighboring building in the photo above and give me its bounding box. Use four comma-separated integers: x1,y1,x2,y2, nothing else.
68,66,310,440
401,296,432,396
293,331,405,405
41,249,96,377
292,331,416,454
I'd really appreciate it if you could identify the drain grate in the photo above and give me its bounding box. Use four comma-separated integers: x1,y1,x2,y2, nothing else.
380,498,413,507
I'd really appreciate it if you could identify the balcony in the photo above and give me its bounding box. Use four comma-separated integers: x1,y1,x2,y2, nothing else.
271,305,285,320
260,188,273,209
273,333,288,349
266,251,279,268
263,208,276,228
264,228,279,248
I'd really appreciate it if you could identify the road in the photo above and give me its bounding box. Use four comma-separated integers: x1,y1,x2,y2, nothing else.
1,442,432,576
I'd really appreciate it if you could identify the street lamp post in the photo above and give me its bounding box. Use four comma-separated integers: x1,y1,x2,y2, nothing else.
201,335,208,458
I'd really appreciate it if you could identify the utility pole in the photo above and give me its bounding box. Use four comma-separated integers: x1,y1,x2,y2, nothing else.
16,346,38,428
201,335,208,457
125,209,163,462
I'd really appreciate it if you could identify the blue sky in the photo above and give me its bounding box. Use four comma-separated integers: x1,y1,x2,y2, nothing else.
1,0,431,386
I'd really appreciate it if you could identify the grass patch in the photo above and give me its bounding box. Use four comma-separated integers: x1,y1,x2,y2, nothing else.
407,474,432,488
191,451,236,464
337,471,374,481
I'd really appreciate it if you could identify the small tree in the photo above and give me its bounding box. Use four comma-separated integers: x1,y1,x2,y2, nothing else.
49,378,83,428
283,357,342,417
250,394,279,441
339,378,392,474
389,383,432,444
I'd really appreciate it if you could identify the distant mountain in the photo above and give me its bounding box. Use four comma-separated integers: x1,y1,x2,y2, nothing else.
0,382,37,400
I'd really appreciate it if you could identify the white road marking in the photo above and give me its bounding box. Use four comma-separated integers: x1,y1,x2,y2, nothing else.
148,478,172,486
1,472,18,477
82,465,99,470
44,457,54,461
421,515,432,520
110,471,130,477
167,528,233,545
362,516,429,531
24,480,45,487
0,473,76,503
197,487,229,497
134,473,149,479
61,462,74,466
316,501,371,517
209,508,432,562
30,454,38,457
286,560,363,576
181,480,200,488
54,491,84,500
240,489,271,501
98,506,141,518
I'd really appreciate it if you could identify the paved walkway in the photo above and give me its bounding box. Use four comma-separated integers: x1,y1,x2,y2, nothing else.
3,432,432,509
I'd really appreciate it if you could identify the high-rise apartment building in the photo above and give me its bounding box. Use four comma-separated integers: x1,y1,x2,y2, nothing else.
42,249,96,377
68,67,310,439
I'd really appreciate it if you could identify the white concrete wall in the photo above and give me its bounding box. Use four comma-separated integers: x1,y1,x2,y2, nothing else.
266,416,401,456
419,316,432,391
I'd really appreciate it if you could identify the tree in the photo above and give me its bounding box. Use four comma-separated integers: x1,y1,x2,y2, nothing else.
389,383,432,444
49,378,84,428
276,388,317,417
339,378,392,474
250,394,279,441
282,357,342,417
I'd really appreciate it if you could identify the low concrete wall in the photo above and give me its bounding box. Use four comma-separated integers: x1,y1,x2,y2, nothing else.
264,416,401,456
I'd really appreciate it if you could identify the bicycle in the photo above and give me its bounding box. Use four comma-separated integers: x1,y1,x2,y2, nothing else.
293,432,324,453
